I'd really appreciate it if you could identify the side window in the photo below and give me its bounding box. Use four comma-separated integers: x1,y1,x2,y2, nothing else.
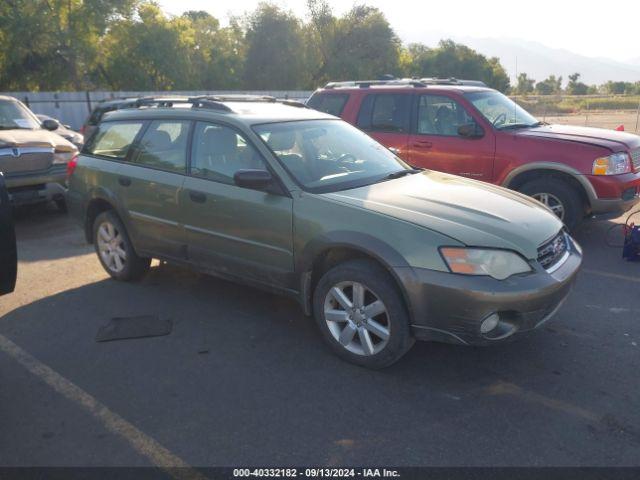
356,94,411,133
190,122,265,184
84,121,144,159
132,120,190,173
417,95,474,136
307,93,349,116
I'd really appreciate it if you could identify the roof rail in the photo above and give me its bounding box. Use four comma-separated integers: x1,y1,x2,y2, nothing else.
114,94,308,114
324,79,426,89
419,77,487,87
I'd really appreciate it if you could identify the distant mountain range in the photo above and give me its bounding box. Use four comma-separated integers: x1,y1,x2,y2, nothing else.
404,34,640,86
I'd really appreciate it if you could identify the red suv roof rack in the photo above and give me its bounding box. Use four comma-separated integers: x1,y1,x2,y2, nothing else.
324,79,427,89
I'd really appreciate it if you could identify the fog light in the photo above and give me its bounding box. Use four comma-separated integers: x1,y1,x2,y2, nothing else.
481,313,500,334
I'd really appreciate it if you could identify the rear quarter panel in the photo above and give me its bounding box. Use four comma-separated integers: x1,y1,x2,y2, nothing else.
67,155,124,232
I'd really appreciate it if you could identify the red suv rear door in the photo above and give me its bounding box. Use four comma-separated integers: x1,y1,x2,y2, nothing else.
405,93,495,181
354,93,412,156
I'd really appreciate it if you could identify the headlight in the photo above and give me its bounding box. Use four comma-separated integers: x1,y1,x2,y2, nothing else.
440,247,532,280
53,151,75,164
592,152,631,175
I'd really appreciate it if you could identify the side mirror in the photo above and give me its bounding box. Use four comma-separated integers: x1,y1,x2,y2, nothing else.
234,169,274,190
42,119,60,131
458,122,484,138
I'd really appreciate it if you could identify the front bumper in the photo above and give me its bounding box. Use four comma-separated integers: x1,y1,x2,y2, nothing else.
4,165,67,206
587,171,640,215
396,239,582,345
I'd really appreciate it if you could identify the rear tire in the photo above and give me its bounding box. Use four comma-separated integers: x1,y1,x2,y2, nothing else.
518,177,584,230
93,211,150,281
312,259,413,369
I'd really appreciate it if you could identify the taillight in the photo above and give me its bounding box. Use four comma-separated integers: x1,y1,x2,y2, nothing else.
79,125,86,135
66,154,78,178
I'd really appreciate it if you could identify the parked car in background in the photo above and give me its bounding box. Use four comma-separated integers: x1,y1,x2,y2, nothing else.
0,95,77,211
307,78,640,229
0,173,17,296
67,96,581,368
36,114,84,148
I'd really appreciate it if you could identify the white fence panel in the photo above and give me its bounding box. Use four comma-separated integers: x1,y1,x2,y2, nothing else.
0,91,313,130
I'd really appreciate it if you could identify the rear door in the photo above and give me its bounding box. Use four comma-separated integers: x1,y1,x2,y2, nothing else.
0,173,17,295
181,121,294,288
117,119,191,260
406,93,495,181
355,93,412,156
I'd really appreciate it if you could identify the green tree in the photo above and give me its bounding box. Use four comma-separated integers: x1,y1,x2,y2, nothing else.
0,0,137,90
181,11,245,89
514,73,535,95
99,3,196,90
535,75,563,95
402,40,510,92
566,73,588,95
242,3,309,89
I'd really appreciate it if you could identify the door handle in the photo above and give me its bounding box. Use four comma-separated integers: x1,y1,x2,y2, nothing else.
189,190,206,203
412,141,433,148
118,176,132,187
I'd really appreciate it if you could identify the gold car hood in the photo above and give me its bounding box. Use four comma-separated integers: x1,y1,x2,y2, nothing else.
0,128,76,152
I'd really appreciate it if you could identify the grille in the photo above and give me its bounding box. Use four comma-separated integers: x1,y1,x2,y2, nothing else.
631,149,640,171
0,147,53,174
538,231,569,271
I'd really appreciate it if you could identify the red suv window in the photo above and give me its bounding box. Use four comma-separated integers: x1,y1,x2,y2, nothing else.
307,93,349,116
356,94,411,133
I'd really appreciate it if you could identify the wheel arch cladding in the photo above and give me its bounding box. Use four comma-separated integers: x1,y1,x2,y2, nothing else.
298,231,417,322
85,195,117,243
504,166,592,210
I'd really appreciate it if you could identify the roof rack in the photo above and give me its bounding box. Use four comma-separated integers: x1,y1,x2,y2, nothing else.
419,77,487,87
112,94,309,114
324,79,427,89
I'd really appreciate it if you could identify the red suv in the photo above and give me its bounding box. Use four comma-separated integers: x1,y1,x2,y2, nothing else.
307,79,640,229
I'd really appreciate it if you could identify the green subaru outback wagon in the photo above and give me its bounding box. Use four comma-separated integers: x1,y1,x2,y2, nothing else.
67,96,582,368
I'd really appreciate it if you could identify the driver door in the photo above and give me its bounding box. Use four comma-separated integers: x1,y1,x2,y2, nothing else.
406,94,495,181
180,122,295,289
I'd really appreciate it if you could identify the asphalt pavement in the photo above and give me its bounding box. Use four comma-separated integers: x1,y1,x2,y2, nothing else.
1,205,639,471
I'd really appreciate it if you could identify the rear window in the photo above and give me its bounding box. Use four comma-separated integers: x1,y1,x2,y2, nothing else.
84,121,144,159
356,94,411,133
131,120,190,173
307,93,349,116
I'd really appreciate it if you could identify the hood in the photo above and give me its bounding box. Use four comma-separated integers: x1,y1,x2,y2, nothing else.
0,128,76,152
322,171,563,259
514,124,640,152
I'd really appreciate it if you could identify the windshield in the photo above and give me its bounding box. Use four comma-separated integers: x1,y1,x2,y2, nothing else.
466,91,538,130
254,120,411,192
0,100,41,130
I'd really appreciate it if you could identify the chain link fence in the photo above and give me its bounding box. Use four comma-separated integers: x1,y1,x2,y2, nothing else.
2,90,640,133
513,94,640,133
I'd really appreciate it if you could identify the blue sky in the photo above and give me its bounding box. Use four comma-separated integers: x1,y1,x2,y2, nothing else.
159,0,640,63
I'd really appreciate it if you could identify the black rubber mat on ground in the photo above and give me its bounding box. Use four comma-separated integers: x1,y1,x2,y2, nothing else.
95,315,172,342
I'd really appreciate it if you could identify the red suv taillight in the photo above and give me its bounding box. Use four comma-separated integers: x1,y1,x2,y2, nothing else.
66,154,79,178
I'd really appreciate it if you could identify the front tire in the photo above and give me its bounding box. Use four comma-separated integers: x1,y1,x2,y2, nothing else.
312,259,413,369
93,211,150,281
518,177,584,230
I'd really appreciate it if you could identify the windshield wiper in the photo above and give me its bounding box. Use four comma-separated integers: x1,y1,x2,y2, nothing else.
384,168,422,180
499,123,537,130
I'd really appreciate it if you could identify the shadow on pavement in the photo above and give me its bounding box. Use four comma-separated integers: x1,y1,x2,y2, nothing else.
12,203,92,263
1,258,639,466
